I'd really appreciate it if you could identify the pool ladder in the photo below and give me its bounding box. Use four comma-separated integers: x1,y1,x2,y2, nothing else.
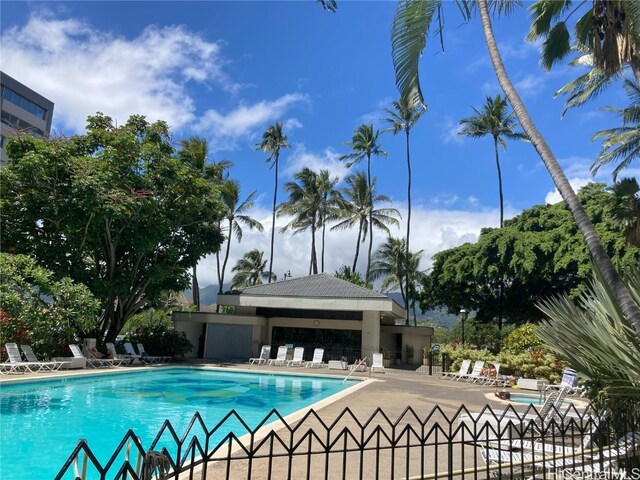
342,357,369,383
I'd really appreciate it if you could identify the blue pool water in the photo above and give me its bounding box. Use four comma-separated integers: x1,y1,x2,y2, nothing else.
0,367,353,479
510,393,572,407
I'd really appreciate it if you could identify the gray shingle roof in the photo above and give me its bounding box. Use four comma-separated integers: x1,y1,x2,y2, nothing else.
239,273,389,299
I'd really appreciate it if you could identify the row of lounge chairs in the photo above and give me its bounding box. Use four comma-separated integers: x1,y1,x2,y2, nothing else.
1,342,170,374
249,346,386,373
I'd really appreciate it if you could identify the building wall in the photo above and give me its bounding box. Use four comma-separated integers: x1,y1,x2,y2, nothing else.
1,72,55,164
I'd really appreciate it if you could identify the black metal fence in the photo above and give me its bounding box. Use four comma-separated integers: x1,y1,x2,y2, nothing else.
55,399,639,480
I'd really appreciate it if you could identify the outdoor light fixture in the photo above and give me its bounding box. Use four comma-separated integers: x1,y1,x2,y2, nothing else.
459,308,468,346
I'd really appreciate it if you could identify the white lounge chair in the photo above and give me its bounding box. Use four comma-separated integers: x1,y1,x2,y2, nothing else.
286,347,305,367
20,345,66,371
544,368,585,396
249,345,271,365
123,342,152,364
370,353,385,373
457,360,485,382
3,343,40,373
305,348,325,368
442,359,471,380
137,343,171,363
69,344,114,368
269,346,288,366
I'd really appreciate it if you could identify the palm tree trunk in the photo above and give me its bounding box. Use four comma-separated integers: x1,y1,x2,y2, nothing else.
192,265,200,311
311,223,318,275
268,156,278,283
321,215,327,273
494,136,504,228
215,250,222,313
405,129,412,323
478,0,640,337
353,220,364,272
366,154,373,283
220,219,233,294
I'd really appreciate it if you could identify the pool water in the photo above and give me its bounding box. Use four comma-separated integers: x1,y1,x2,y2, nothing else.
0,367,353,479
509,393,572,407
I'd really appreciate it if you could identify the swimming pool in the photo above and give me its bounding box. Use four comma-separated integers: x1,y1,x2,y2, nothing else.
0,367,356,479
510,393,572,407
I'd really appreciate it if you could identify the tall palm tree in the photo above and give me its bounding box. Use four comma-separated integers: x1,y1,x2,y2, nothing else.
332,172,400,274
340,124,387,283
390,0,640,336
459,94,526,228
278,168,323,275
385,95,426,320
231,250,276,289
317,169,342,272
591,79,640,181
609,178,640,248
255,122,290,283
216,179,264,297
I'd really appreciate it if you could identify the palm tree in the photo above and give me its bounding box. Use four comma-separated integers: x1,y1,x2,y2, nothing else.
278,168,323,275
340,124,387,283
385,95,426,318
216,179,264,297
609,178,640,248
255,122,290,283
591,79,640,181
231,250,276,289
332,172,400,274
317,169,342,272
390,0,640,337
459,95,526,228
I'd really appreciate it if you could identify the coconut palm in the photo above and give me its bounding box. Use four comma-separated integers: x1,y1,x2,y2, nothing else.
216,179,264,297
332,172,400,274
609,178,640,248
278,168,323,275
339,124,387,283
231,250,276,289
385,95,426,317
390,0,640,336
317,169,342,272
255,122,290,283
591,79,640,181
459,94,526,228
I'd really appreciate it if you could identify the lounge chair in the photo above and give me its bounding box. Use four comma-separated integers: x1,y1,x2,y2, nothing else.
123,342,152,364
105,342,137,366
305,348,325,368
268,346,288,366
20,345,66,371
249,345,271,365
3,343,39,373
544,368,585,397
370,353,385,373
442,359,471,380
286,347,305,367
69,344,114,368
137,343,171,363
457,360,485,382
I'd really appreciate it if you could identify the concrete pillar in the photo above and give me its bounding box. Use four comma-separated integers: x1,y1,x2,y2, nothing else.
361,311,381,359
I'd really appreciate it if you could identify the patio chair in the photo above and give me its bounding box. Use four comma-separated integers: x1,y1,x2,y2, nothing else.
442,359,471,380
69,344,114,368
4,343,40,373
105,342,136,366
123,342,151,364
286,347,305,367
457,360,485,382
544,368,585,397
370,353,386,373
268,346,288,366
20,345,66,371
305,348,325,368
249,345,271,365
137,343,171,364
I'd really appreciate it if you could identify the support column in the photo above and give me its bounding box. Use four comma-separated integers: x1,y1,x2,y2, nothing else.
361,311,381,359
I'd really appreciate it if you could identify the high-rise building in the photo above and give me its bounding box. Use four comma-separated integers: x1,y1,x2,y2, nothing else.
1,71,55,164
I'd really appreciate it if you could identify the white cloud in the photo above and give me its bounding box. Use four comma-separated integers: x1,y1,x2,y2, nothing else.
356,96,394,127
545,177,593,204
431,193,460,207
441,117,464,145
514,74,548,98
283,118,303,131
195,203,502,289
1,15,240,132
283,145,348,181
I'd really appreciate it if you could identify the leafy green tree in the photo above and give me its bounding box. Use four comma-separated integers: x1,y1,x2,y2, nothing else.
0,113,225,342
334,265,371,288
391,0,640,336
459,94,526,228
331,172,400,274
423,183,639,326
0,254,99,359
340,124,388,283
216,179,263,296
591,79,640,180
255,122,290,283
385,95,426,316
231,250,276,288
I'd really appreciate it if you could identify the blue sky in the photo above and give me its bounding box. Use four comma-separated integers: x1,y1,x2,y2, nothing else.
1,1,636,288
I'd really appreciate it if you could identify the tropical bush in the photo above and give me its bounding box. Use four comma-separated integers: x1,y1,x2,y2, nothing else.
0,253,99,359
502,323,545,353
124,325,193,358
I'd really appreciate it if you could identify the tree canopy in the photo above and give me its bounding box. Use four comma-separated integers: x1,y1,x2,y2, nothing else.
0,113,225,342
422,183,639,325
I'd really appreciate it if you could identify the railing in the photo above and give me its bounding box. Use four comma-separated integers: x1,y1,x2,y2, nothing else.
55,400,640,480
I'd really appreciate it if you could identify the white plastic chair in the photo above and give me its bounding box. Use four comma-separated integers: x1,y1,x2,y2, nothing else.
20,345,66,371
287,347,305,367
442,359,471,380
137,343,170,363
371,353,385,373
305,348,325,368
249,345,271,365
457,360,485,382
69,344,114,368
269,346,288,366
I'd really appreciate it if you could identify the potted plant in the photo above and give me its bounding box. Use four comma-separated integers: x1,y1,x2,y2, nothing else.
381,347,391,368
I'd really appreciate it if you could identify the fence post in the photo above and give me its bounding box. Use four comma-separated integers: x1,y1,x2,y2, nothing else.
428,351,433,376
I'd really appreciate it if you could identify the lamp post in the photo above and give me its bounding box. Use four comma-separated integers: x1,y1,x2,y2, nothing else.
459,308,468,346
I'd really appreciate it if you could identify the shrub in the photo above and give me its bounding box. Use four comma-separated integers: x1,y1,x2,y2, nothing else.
502,323,545,353
125,324,193,358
